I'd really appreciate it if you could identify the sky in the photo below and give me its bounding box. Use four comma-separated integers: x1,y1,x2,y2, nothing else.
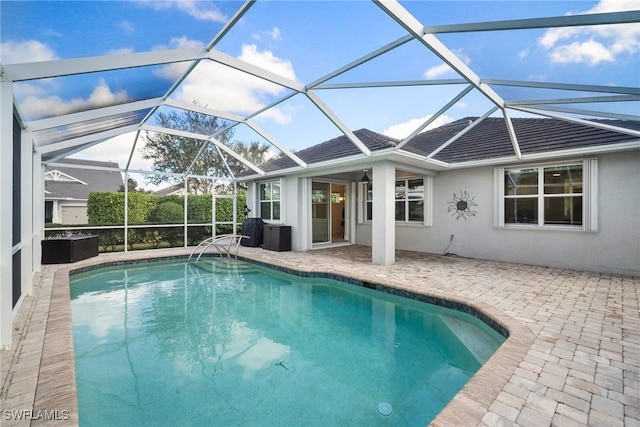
1,0,638,190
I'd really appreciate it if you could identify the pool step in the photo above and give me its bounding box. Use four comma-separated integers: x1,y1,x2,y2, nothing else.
189,260,256,276
435,315,497,366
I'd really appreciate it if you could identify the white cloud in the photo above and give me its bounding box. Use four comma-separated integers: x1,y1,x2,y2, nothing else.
270,27,281,41
13,81,51,99
155,35,205,51
71,132,136,166
539,0,640,65
137,0,226,23
382,114,454,139
424,49,470,79
20,79,130,120
549,39,614,65
152,37,205,80
161,41,297,124
70,132,160,180
252,27,282,42
239,44,296,80
0,40,57,64
424,63,453,79
119,20,135,35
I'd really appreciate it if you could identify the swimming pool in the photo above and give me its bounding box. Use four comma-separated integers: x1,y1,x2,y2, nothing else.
70,258,505,426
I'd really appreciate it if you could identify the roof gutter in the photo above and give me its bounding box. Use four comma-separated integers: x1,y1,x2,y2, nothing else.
437,139,640,170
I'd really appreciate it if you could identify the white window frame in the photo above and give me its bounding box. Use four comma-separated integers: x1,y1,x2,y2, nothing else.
395,177,427,224
359,176,432,226
258,179,282,222
494,159,597,232
360,181,373,223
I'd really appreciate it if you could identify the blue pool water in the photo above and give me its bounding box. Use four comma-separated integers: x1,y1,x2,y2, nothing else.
70,258,505,426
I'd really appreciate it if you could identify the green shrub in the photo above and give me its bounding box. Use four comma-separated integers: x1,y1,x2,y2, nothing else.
88,192,158,225
157,194,183,206
127,193,158,224
187,195,212,223
150,202,184,223
88,192,124,224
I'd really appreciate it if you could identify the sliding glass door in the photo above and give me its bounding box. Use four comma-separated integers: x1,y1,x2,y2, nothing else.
312,182,330,243
312,182,346,245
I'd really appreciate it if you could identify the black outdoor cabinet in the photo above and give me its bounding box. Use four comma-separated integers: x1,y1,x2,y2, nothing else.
42,235,99,264
263,224,291,252
240,218,265,247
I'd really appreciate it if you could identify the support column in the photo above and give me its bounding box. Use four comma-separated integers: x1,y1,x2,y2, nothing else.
349,181,357,245
298,177,311,251
1,81,14,348
52,200,61,223
32,152,43,273
371,161,395,265
124,171,128,251
183,178,188,246
21,130,34,294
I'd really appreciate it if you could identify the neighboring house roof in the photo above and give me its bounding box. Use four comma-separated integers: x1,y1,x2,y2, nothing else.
239,117,640,177
44,158,123,200
152,184,185,196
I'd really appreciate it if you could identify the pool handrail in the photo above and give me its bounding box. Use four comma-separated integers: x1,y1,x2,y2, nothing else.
189,234,249,262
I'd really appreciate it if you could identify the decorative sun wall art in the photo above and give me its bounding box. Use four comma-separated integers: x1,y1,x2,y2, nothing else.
448,190,478,220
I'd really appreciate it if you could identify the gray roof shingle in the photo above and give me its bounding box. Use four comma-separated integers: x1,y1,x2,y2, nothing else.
406,117,640,163
45,159,123,200
251,128,397,174
243,117,639,176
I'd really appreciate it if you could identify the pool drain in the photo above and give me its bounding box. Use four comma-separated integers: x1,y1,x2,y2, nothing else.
377,402,393,416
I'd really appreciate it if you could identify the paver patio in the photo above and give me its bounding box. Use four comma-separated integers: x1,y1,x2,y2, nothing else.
1,246,638,426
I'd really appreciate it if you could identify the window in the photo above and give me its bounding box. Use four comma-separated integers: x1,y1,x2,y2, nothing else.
496,160,597,231
361,176,431,224
364,182,373,221
259,181,281,221
395,178,425,222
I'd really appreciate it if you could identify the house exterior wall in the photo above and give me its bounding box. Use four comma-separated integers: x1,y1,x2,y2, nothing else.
247,150,639,275
357,151,639,275
283,176,305,251
247,177,306,251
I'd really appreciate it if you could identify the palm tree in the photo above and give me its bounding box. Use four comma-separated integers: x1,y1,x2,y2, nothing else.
228,140,272,174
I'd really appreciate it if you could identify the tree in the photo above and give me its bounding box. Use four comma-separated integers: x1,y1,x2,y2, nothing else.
119,177,147,193
230,140,272,169
213,140,273,193
142,102,275,195
142,104,235,194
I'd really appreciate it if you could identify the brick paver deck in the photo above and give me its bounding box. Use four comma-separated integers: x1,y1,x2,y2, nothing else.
1,246,638,426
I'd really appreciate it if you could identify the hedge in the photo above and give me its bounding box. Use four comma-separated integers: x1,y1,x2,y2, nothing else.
87,192,246,227
87,192,158,225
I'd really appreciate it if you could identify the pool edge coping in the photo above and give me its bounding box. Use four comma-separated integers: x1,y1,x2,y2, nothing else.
49,250,534,426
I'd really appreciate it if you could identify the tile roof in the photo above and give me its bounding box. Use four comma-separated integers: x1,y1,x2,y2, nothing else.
253,128,398,173
410,117,640,163
241,117,639,177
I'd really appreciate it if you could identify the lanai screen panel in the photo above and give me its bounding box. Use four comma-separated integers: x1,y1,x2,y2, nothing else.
33,110,151,147
1,0,638,175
